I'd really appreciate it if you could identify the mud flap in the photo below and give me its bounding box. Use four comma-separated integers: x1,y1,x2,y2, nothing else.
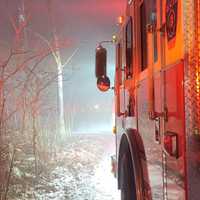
111,155,117,178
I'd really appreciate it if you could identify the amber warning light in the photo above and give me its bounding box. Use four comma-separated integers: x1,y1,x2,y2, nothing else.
118,16,124,25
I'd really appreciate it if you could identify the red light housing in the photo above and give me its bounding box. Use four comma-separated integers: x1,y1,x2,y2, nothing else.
164,131,179,159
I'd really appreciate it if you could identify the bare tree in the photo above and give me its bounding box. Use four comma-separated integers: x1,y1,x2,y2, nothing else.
47,0,82,139
0,1,81,197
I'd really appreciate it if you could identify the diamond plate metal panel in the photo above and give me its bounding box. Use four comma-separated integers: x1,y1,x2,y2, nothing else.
184,0,200,199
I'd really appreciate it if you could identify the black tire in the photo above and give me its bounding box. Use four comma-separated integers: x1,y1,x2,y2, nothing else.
121,188,136,200
120,152,137,200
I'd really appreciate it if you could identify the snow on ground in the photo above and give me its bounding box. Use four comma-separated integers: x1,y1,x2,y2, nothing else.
9,133,183,200
92,142,120,200
40,134,120,200
23,134,120,200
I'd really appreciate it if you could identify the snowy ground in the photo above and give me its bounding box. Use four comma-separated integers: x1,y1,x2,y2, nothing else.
8,133,185,200
9,134,120,200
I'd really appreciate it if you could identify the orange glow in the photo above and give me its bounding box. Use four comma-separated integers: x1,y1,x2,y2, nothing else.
117,15,124,25
165,0,184,66
196,0,200,98
183,0,200,131
196,68,200,97
195,0,200,131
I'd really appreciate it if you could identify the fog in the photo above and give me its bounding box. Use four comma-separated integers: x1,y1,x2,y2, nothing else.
0,1,126,199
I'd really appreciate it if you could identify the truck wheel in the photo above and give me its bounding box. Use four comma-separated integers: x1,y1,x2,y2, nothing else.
120,152,137,200
121,188,136,200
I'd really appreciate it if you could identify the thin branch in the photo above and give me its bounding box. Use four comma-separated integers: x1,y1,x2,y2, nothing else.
62,47,80,69
4,148,16,200
27,28,59,64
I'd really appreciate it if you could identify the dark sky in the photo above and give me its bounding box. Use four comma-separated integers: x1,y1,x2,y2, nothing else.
0,0,126,133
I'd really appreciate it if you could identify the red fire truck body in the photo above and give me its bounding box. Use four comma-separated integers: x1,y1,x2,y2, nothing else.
96,0,200,199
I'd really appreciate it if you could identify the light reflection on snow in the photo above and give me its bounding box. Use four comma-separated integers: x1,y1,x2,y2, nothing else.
93,154,120,200
33,135,120,200
13,134,185,200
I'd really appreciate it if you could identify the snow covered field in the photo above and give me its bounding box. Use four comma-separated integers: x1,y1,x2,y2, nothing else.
9,134,120,200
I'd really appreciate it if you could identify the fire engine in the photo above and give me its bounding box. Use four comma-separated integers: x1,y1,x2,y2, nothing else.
95,0,200,199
